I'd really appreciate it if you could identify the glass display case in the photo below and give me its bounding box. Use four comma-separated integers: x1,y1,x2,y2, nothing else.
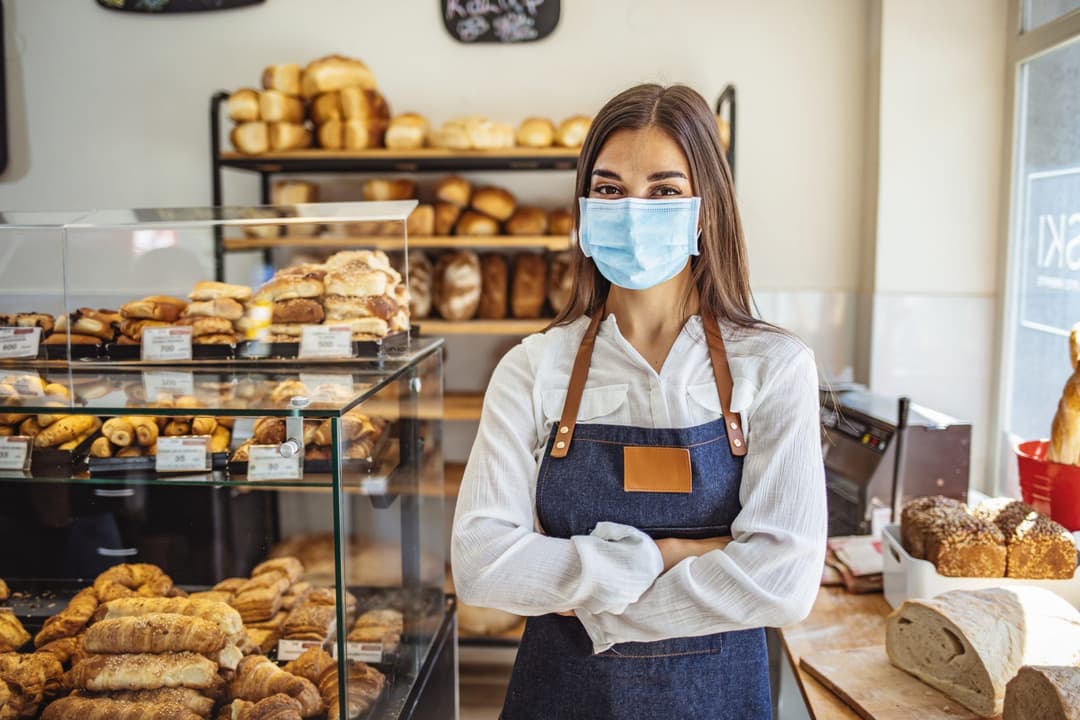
0,204,453,720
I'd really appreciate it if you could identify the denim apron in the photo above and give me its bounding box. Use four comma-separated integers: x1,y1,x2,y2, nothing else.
500,310,771,720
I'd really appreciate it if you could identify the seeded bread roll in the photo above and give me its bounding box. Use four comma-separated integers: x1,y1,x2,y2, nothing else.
1004,665,1080,720
434,176,472,209
900,495,968,560
477,254,508,320
973,499,1077,579
434,251,481,322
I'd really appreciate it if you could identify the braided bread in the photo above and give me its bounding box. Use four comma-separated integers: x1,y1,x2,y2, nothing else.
41,696,203,720
35,588,98,647
227,656,321,718
83,614,225,655
93,564,174,602
66,652,220,692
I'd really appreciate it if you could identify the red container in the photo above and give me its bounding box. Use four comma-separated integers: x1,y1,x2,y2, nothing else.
1017,439,1080,531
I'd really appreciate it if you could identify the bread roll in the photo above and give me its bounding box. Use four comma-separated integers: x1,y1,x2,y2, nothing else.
385,113,429,150
272,299,324,324
512,253,548,319
231,122,269,155
887,587,1080,717
547,251,574,314
1004,666,1080,720
407,251,433,319
340,86,390,129
317,120,344,150
430,118,473,150
301,54,377,98
227,89,260,122
557,115,592,148
259,90,305,124
548,208,573,236
269,123,312,152
344,118,384,151
467,118,515,150
434,251,481,322
188,281,252,302
262,63,301,96
434,175,472,208
471,186,516,222
362,179,416,202
455,210,499,237
434,203,461,236
407,205,435,237
271,181,320,236
477,254,508,320
516,117,556,148
505,206,548,236
183,298,244,321
310,92,343,125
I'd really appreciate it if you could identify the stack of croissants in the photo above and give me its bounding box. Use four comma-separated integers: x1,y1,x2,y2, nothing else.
0,558,400,719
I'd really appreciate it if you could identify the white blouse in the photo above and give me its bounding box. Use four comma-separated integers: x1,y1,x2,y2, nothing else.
451,313,827,654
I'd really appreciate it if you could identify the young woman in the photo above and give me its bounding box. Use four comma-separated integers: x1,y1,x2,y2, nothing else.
451,84,827,720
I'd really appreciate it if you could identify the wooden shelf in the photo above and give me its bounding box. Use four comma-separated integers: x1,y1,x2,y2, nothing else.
219,147,580,174
444,393,483,421
420,319,550,336
223,234,572,252
445,462,465,496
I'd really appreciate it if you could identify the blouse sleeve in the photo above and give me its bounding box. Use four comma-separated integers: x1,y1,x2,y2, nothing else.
574,345,827,652
451,344,665,617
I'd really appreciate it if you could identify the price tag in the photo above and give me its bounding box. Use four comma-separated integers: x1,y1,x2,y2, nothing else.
276,639,327,661
0,436,32,472
360,477,388,495
299,324,353,359
333,642,384,663
247,444,303,481
231,417,256,446
142,371,195,402
142,326,193,361
0,327,41,359
300,373,355,404
155,436,210,473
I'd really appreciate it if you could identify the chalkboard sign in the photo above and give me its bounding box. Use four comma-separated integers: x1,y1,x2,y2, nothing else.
96,0,264,13
442,0,560,43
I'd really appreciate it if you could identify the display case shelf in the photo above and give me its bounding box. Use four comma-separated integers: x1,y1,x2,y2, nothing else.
419,319,550,336
223,234,573,252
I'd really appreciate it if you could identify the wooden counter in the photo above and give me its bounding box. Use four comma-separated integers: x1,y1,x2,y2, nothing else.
778,586,892,719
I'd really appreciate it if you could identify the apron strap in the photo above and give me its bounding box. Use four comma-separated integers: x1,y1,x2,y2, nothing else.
551,306,748,459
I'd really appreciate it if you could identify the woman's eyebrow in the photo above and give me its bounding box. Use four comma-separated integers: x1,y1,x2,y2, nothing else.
591,168,621,180
647,171,689,181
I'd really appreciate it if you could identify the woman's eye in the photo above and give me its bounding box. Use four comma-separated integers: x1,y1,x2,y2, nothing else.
592,184,621,196
653,185,683,197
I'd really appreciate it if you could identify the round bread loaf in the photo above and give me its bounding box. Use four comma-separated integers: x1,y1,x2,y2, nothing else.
556,115,592,148
455,210,499,237
505,206,548,236
434,251,481,321
516,117,556,148
407,204,435,237
471,186,517,222
548,208,574,236
385,112,429,150
434,175,473,208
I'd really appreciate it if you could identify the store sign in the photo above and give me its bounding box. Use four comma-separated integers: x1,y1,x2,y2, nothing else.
442,0,560,43
1020,168,1080,336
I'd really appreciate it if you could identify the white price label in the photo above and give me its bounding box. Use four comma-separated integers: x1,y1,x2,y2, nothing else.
155,436,210,473
334,642,384,663
276,639,327,661
142,371,195,402
0,327,41,359
299,324,353,359
300,373,355,404
231,417,256,446
247,444,303,481
0,437,31,471
360,477,388,495
142,326,193,361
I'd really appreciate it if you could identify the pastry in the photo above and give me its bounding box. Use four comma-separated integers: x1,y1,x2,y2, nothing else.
385,113,429,150
282,648,335,685
262,63,301,96
477,254,508,320
252,276,324,304
407,251,433,319
433,203,461,236
43,332,103,346
80,687,215,717
232,587,286,624
175,316,234,338
973,499,1076,579
505,206,548,236
120,296,187,323
183,298,245,321
516,117,556,148
35,636,84,668
187,590,234,605
243,612,287,633
434,251,481,321
213,578,247,594
103,418,135,447
282,606,336,641
259,90,304,124
434,176,472,209
547,251,574,314
222,694,304,720
318,661,385,720
271,299,324,325
34,588,98,647
470,186,517,222
300,55,376,98
82,614,226,655
99,598,243,640
0,611,29,652
556,115,592,148
268,123,312,152
0,579,8,601
93,563,174,603
0,652,64,717
235,573,290,597
231,123,269,155
348,609,403,652
227,656,322,717
1003,665,1080,720
243,627,280,655
70,308,119,341
41,695,204,720
251,557,304,584
117,319,171,341
511,253,548,319
66,652,220,692
227,89,260,122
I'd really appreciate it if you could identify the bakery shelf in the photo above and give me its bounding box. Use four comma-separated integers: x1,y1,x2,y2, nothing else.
217,147,580,174
223,234,573,252
445,461,465,496
419,319,550,336
444,393,483,421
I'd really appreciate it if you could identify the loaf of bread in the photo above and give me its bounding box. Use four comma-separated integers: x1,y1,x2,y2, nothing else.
361,179,416,202
471,186,517,222
385,113,429,150
407,204,435,237
547,251,573,314
887,587,1080,717
516,117,555,148
901,496,969,560
339,87,390,138
973,499,1076,579
512,253,548,319
231,122,269,155
316,120,344,150
434,176,472,208
1004,665,1080,720
468,119,515,150
505,206,548,236
344,118,384,150
433,202,458,237
455,210,499,237
1049,324,1080,465
434,251,481,322
227,89,260,122
557,115,591,148
407,251,433,319
268,123,312,152
259,90,304,124
309,92,343,125
548,208,573,236
300,54,376,98
262,63,301,96
430,118,471,150
477,254,508,320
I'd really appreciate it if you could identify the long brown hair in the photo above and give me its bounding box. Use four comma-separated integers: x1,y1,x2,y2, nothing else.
553,83,762,331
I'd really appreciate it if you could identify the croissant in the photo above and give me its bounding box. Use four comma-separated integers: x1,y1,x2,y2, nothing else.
77,687,215,716
83,614,225,655
94,563,174,603
35,635,84,667
0,578,8,601
251,557,304,584
0,679,11,720
318,661,386,720
0,651,64,716
41,696,203,720
221,693,303,720
227,656,322,718
66,652,220,692
100,598,243,640
0,611,30,652
35,588,99,647
281,648,334,686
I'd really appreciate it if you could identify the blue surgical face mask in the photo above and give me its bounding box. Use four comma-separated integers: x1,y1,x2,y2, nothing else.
577,196,702,291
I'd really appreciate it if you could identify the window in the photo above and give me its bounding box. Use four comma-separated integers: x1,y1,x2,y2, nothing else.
1024,0,1080,31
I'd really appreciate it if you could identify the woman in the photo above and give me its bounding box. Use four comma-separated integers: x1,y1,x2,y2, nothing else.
451,84,827,720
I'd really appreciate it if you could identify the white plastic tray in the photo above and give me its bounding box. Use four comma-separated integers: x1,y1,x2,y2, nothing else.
881,523,1080,609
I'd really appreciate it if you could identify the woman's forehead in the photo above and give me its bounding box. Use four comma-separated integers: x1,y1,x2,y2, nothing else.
594,126,690,177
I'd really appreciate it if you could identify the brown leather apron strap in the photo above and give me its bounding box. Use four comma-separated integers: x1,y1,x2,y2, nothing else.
552,307,747,459
549,308,605,459
702,311,747,457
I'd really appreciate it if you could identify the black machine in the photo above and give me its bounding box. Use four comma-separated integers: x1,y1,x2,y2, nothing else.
821,387,971,536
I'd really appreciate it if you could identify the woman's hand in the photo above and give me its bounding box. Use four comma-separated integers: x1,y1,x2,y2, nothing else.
655,536,733,572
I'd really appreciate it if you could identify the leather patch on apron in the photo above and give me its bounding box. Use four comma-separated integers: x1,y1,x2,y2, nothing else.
623,446,692,493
